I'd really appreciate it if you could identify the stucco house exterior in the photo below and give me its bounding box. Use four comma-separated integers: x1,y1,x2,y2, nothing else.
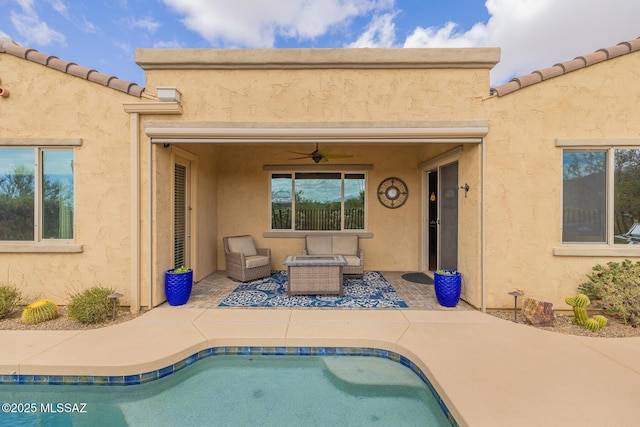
1,36,639,313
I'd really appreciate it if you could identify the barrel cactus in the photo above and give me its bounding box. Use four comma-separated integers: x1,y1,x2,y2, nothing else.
21,299,59,325
565,294,606,331
585,315,608,331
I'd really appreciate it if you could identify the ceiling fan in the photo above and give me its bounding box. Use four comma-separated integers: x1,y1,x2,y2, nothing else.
288,143,353,163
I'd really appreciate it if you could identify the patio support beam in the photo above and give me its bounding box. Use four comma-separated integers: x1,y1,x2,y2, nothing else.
124,100,183,314
145,120,489,144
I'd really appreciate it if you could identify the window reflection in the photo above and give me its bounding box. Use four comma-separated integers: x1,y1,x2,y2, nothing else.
270,172,366,231
0,148,35,240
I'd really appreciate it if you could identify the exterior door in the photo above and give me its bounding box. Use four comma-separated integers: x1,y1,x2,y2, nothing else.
428,171,438,270
426,161,459,271
173,157,191,269
439,161,459,271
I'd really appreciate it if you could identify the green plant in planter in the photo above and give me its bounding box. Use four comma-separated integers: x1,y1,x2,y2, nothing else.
0,284,21,319
22,299,58,325
435,269,458,276
170,266,191,274
68,287,115,324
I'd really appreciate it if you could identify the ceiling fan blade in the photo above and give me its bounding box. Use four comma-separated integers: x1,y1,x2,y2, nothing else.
286,143,351,163
325,153,353,159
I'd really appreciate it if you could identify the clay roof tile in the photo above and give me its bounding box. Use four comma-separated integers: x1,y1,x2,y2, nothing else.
107,78,136,94
533,65,565,80
512,73,542,88
598,44,631,59
127,85,145,97
87,71,116,86
619,37,640,52
67,64,96,79
491,36,640,96
24,50,52,65
0,39,144,97
4,43,32,58
554,57,586,74
46,57,73,73
577,51,608,66
491,81,521,97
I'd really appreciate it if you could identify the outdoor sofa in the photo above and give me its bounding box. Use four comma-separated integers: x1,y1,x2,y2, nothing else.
303,234,365,278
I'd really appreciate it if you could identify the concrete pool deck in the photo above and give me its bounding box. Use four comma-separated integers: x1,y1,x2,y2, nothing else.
2,307,640,426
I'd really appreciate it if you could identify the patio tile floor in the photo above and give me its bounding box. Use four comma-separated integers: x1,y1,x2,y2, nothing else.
185,271,474,310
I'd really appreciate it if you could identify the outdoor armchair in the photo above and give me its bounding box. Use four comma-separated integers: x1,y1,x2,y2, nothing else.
223,235,272,282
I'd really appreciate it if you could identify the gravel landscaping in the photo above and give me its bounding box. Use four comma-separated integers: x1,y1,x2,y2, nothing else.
489,311,640,338
0,306,143,330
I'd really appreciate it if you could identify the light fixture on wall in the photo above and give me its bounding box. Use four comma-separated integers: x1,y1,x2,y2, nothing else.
458,183,470,197
156,86,181,102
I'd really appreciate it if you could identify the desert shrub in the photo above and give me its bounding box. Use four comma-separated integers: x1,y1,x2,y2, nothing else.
0,285,21,319
68,287,115,324
578,259,640,324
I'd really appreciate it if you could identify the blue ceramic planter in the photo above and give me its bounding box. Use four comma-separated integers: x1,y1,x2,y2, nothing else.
434,270,462,307
165,269,193,306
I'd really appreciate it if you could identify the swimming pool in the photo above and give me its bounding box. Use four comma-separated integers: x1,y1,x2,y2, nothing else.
0,347,457,426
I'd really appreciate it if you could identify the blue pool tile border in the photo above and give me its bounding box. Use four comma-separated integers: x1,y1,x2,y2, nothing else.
0,346,458,426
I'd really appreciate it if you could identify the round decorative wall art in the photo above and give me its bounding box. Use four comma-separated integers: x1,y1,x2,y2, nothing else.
377,177,408,209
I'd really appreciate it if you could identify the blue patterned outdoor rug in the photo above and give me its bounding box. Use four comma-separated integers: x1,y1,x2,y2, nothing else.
219,271,408,308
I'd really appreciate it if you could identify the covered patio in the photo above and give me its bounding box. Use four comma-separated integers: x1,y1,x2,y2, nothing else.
180,271,475,310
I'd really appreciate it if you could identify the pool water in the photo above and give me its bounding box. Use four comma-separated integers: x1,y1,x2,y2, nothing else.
0,355,452,426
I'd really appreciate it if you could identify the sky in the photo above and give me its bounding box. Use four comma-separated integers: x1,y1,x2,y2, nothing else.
1,0,639,87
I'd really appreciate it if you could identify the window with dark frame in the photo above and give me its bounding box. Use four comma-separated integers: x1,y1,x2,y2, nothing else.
562,148,640,244
271,172,365,231
0,147,74,241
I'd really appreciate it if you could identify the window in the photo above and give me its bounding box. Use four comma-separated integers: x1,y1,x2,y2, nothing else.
0,148,74,241
562,148,640,244
271,172,366,231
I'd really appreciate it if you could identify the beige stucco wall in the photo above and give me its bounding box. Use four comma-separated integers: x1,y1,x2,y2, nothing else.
0,54,135,305
139,48,496,308
2,47,503,310
483,51,640,309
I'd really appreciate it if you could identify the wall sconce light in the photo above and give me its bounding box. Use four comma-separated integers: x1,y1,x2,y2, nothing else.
156,86,181,102
458,183,470,197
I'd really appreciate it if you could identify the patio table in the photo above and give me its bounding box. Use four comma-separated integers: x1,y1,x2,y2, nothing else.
283,255,347,297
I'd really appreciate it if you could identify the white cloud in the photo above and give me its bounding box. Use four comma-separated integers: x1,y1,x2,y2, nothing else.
348,12,397,48
46,0,69,19
128,17,161,33
398,0,640,84
153,39,184,49
10,0,66,46
80,16,97,34
162,0,389,47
